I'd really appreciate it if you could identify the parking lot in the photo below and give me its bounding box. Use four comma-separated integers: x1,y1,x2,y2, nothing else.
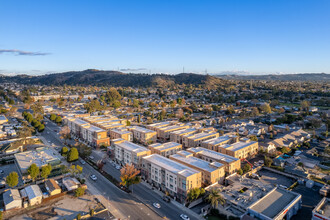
0,161,24,189
258,168,295,187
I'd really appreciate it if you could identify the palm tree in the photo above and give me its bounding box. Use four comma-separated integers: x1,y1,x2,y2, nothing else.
206,189,225,209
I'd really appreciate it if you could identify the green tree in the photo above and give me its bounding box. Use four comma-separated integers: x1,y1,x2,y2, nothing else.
61,146,68,156
187,188,205,202
67,147,79,162
59,126,71,144
206,189,225,208
237,168,243,175
264,156,273,167
249,135,258,141
76,213,82,220
120,164,141,193
75,187,85,197
50,114,56,121
260,103,271,114
242,164,251,173
38,124,45,132
55,116,62,124
90,208,95,217
28,163,40,181
300,100,310,111
17,123,34,146
41,164,52,179
6,172,19,188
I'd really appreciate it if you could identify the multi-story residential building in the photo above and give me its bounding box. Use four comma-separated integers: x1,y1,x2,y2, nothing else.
186,147,240,175
141,154,201,202
109,128,132,141
182,131,219,148
127,126,157,145
201,135,238,151
170,151,226,186
64,117,109,147
148,142,182,157
157,123,191,141
217,140,258,159
170,128,199,144
146,121,177,137
114,139,151,168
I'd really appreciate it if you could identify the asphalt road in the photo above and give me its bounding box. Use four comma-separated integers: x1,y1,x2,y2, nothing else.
39,118,163,220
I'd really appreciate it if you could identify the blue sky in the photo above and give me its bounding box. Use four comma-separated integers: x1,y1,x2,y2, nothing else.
0,0,329,75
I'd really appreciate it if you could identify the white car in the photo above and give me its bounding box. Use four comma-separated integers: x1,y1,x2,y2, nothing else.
153,203,161,209
80,160,86,165
89,156,94,160
180,214,190,220
116,165,121,170
90,175,97,181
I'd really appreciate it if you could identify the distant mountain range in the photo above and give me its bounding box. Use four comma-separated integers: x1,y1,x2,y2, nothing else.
0,70,328,88
215,73,330,81
0,69,223,88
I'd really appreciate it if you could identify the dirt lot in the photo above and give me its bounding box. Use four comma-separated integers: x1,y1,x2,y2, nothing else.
10,194,105,220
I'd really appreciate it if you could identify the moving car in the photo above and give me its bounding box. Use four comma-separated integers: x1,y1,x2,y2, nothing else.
90,175,97,181
180,214,190,220
153,203,161,209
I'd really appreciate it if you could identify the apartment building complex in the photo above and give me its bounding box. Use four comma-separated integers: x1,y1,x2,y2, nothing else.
182,131,219,148
170,128,199,144
217,140,259,159
157,124,191,141
109,128,132,141
127,126,157,145
146,121,177,137
83,115,126,134
201,135,238,151
65,117,110,147
148,142,182,157
141,154,201,202
113,139,151,168
187,147,240,175
170,151,226,186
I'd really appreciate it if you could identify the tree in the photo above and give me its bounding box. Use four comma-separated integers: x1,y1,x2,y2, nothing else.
41,164,52,179
75,143,91,158
300,100,310,111
75,187,85,197
206,189,225,208
242,164,251,173
61,146,68,156
59,126,71,144
225,105,235,115
67,147,79,162
187,188,205,202
55,116,62,124
50,114,56,121
6,172,19,188
281,147,290,154
18,123,34,146
237,168,243,175
76,165,83,173
249,135,258,141
90,208,95,217
38,124,45,132
30,103,44,118
28,163,40,181
264,156,273,167
260,103,271,114
120,164,141,193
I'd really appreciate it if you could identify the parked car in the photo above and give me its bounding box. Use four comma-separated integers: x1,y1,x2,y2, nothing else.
80,159,86,165
116,165,121,170
89,156,95,160
162,196,170,203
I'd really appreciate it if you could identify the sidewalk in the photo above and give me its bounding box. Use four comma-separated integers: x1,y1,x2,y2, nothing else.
140,181,203,219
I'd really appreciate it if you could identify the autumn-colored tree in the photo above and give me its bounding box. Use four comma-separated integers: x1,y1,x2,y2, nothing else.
120,164,141,193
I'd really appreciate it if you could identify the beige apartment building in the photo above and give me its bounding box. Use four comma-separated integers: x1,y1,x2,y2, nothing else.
182,131,219,148
170,151,226,186
146,121,177,137
157,123,191,141
113,139,151,169
170,128,199,144
141,154,201,202
187,147,241,175
127,126,157,145
148,142,182,157
201,135,239,151
109,128,132,141
217,140,258,159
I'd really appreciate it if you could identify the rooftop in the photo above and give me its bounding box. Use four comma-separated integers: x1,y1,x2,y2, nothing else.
249,187,301,219
170,128,197,135
170,153,225,172
185,132,218,140
143,154,199,177
25,185,43,199
149,142,181,151
129,126,156,134
116,141,150,154
86,125,105,132
187,147,239,163
221,141,257,152
313,197,330,218
203,135,232,145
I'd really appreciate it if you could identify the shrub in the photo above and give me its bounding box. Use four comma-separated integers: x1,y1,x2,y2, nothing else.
75,187,85,197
